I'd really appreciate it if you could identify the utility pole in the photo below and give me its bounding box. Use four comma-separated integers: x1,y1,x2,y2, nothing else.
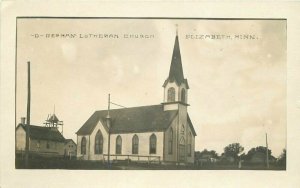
106,94,111,168
25,61,31,168
266,133,269,169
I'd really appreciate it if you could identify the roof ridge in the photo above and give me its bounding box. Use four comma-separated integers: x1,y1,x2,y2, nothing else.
95,104,163,112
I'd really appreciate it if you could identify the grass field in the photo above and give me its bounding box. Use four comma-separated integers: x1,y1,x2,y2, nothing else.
15,156,285,170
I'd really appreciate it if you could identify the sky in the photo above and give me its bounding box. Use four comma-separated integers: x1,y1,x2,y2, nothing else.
16,18,286,157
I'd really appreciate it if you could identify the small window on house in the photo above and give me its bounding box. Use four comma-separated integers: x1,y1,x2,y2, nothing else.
81,137,86,155
46,142,50,149
167,87,175,102
149,134,157,154
116,135,122,154
95,130,103,154
132,134,139,154
168,128,173,154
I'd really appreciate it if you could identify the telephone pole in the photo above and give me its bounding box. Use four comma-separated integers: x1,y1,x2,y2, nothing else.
106,94,111,168
266,133,269,168
25,61,31,168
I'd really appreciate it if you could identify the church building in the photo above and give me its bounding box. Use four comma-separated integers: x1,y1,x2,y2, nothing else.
76,33,197,164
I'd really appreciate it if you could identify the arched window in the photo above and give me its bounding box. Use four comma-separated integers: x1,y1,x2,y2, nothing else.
149,134,157,154
168,128,173,154
81,137,86,155
188,132,192,157
167,87,175,102
116,135,122,154
132,134,139,154
95,130,103,154
181,88,186,103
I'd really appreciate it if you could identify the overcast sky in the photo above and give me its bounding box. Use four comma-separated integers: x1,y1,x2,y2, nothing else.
16,18,286,157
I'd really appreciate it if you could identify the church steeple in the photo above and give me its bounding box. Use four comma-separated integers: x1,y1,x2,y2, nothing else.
162,27,189,108
168,35,185,85
163,29,189,89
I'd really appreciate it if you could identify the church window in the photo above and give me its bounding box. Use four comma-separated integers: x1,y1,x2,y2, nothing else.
95,130,103,154
168,128,173,154
132,134,139,154
181,88,186,103
188,132,192,157
149,134,157,154
167,87,176,102
81,137,86,155
116,135,122,154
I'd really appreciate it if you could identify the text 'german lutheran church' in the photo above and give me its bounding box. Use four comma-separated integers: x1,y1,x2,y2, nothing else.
76,32,197,164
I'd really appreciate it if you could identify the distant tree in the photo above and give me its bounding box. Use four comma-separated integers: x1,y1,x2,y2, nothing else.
277,149,286,166
223,143,244,162
200,149,218,158
194,149,219,161
244,146,272,162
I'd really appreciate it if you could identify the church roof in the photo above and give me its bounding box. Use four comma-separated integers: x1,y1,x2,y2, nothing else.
17,124,65,142
163,34,189,89
76,105,179,135
76,104,197,136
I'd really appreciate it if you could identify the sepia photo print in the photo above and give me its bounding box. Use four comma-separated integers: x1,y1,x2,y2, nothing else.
15,18,286,170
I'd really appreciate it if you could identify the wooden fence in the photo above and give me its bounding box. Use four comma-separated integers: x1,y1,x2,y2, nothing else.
103,154,161,164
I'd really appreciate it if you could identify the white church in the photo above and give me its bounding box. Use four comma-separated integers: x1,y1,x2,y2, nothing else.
76,33,197,164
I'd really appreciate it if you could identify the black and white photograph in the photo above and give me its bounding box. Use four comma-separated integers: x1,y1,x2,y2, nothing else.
15,18,286,170
1,2,300,188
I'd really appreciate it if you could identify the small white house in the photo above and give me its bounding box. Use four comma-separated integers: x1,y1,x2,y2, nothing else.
76,33,197,164
64,139,77,158
16,119,65,157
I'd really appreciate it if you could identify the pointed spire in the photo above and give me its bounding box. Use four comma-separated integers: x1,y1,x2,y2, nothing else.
168,27,184,84
163,26,189,89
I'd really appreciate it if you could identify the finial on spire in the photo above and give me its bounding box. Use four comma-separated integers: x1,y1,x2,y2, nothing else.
175,24,178,36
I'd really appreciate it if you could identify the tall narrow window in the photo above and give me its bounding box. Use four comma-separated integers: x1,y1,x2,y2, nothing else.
132,134,139,154
149,134,157,154
81,137,86,155
168,128,173,154
181,88,186,103
167,87,175,102
188,132,192,157
116,135,122,154
95,130,103,154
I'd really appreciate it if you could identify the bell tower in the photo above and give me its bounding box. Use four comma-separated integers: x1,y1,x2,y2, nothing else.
162,27,189,111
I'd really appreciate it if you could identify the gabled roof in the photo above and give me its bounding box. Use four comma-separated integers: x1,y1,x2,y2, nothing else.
163,34,189,89
17,124,65,142
65,139,76,145
76,105,178,135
